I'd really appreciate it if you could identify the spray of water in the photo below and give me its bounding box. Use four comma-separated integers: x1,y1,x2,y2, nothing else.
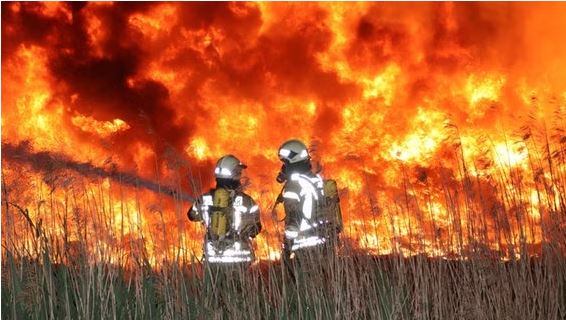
2,141,195,202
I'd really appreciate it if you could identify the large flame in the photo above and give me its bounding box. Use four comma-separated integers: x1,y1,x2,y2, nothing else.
2,2,565,264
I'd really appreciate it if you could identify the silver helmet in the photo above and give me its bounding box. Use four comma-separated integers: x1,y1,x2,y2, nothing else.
214,155,247,180
278,139,310,164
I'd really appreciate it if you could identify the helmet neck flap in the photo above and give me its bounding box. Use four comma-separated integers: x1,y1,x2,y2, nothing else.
216,177,241,190
278,159,312,183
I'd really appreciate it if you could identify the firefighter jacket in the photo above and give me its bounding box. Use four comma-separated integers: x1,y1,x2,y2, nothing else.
281,171,338,252
188,188,261,264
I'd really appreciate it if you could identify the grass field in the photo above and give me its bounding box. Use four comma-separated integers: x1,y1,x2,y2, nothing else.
2,243,565,319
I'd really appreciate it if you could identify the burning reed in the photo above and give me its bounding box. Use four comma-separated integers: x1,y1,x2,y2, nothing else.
2,127,565,319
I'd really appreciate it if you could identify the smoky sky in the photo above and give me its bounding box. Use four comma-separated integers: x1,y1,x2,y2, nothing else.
2,2,564,184
2,3,360,167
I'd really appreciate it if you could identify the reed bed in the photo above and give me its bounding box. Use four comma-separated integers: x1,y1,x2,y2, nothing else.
2,124,565,319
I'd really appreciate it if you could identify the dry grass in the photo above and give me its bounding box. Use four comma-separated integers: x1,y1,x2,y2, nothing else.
1,242,565,319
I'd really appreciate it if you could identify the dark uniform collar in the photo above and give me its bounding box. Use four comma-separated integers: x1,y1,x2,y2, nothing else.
215,178,241,190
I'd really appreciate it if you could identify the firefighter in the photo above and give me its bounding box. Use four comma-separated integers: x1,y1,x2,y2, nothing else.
188,155,262,265
276,139,343,262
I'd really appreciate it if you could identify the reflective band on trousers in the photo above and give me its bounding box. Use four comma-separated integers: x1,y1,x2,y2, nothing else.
291,236,326,251
205,242,252,263
206,242,251,257
207,256,252,263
